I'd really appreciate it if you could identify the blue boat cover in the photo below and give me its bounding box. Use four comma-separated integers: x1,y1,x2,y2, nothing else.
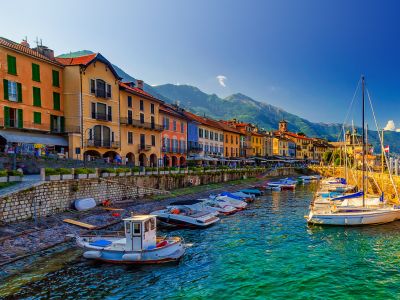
90,239,112,247
331,191,363,201
240,189,261,195
220,192,242,200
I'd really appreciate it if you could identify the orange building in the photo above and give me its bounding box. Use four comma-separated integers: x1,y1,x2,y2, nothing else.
0,37,67,155
159,104,188,167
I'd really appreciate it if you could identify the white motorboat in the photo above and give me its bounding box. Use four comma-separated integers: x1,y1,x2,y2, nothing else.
210,195,248,210
266,178,296,190
75,215,185,264
151,205,220,228
170,199,237,216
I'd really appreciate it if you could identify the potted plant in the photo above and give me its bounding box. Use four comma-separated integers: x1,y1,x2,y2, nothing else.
8,170,23,182
87,168,97,178
74,168,88,179
101,168,116,177
0,170,7,183
58,168,73,180
45,168,61,181
116,168,129,176
132,166,140,176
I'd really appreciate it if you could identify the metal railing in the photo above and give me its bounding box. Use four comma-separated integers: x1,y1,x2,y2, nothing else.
120,117,164,131
91,112,112,121
139,144,152,151
86,139,120,149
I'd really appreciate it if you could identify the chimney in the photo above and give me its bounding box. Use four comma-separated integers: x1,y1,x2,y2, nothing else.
21,38,30,48
136,80,144,90
33,45,55,60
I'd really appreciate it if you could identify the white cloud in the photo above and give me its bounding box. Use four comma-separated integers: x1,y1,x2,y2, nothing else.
384,120,396,131
216,75,227,87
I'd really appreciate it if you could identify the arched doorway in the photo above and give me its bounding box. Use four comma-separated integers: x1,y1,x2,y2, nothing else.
139,153,147,167
103,151,119,163
149,154,157,167
84,150,101,161
179,156,186,167
126,152,135,166
172,156,178,167
163,155,170,167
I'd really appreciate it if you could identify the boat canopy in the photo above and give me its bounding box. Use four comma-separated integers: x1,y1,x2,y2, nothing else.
331,191,363,201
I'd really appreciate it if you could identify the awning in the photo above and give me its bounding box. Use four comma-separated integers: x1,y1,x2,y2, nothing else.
0,130,68,146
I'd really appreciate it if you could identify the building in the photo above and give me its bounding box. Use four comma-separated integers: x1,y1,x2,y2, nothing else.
160,103,188,167
251,131,264,157
0,37,67,156
312,138,330,161
119,81,163,167
56,53,122,161
186,117,202,157
219,122,241,158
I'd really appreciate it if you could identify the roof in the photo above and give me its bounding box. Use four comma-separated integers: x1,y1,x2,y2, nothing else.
159,103,189,120
0,37,63,67
183,111,224,132
120,82,163,103
56,53,121,79
123,215,156,222
282,131,313,141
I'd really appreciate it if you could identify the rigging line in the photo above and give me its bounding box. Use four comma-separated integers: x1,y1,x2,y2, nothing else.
366,88,399,203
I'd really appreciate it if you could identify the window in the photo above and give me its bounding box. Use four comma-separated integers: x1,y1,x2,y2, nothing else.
32,63,40,82
236,136,238,144
7,55,17,75
106,84,111,98
225,135,228,143
140,113,145,124
150,218,155,230
33,87,41,107
205,130,209,139
3,80,22,102
140,134,145,146
128,110,133,123
210,132,214,140
107,106,112,121
215,132,218,141
90,79,96,94
140,100,144,111
164,117,170,130
127,96,132,108
128,132,133,144
151,103,155,114
4,107,23,128
173,120,177,131
231,136,233,144
52,70,60,87
33,112,41,124
53,92,60,110
151,135,156,146
199,128,203,138
151,116,155,129
90,79,111,98
180,122,184,133
92,102,111,121
133,223,141,234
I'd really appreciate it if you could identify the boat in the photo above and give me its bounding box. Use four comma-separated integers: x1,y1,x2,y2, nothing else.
209,194,248,210
220,191,254,203
238,188,263,196
266,178,296,191
75,215,185,264
151,204,220,228
170,199,237,216
307,76,400,226
298,175,321,184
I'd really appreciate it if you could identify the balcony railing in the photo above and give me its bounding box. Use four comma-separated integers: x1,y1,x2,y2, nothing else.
86,139,120,149
120,117,163,131
139,144,152,151
188,142,202,152
91,112,112,121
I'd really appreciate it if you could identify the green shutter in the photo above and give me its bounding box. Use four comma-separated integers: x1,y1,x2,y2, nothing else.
33,87,41,107
4,107,10,127
60,116,65,133
17,83,22,102
53,92,60,110
7,55,16,75
3,79,8,100
52,70,59,87
32,63,40,82
33,112,41,124
17,109,23,128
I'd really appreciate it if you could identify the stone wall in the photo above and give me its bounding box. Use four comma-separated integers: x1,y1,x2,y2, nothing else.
0,168,295,224
310,166,400,202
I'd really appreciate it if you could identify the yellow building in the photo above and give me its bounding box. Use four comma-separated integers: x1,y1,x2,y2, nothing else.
251,132,264,157
56,53,122,160
0,37,67,155
119,81,163,166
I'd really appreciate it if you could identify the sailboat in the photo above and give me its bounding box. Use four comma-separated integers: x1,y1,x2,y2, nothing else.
307,76,400,226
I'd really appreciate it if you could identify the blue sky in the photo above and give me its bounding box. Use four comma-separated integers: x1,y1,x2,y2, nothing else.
2,0,400,128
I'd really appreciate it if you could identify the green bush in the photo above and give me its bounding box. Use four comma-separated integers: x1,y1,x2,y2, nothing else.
132,166,140,173
75,168,89,175
101,168,116,174
8,170,23,177
116,168,130,174
146,167,156,172
0,170,7,177
170,167,178,171
45,168,60,176
57,168,72,175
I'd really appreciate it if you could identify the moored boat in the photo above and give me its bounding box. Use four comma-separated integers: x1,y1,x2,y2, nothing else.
75,215,185,264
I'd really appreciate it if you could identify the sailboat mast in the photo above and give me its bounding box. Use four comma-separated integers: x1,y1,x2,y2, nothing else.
362,76,365,207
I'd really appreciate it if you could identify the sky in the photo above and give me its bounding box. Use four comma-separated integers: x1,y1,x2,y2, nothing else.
2,0,400,129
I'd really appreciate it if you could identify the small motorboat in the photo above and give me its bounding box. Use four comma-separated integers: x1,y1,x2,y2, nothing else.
266,178,296,191
75,215,185,264
196,198,239,215
151,205,220,228
210,195,248,210
170,199,237,216
239,189,263,196
220,191,254,203
231,191,256,202
298,175,321,184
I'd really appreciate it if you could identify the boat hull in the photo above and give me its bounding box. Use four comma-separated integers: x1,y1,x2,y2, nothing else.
156,215,219,228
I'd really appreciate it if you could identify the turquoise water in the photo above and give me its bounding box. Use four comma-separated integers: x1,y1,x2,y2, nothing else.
2,184,400,299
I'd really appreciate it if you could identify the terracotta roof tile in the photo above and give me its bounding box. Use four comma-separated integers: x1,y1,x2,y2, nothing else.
55,53,97,66
120,82,163,103
0,37,63,67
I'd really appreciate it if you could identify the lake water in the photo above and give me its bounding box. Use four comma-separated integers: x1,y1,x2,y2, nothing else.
2,184,400,299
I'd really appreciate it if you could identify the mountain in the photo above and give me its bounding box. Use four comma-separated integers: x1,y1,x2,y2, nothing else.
58,51,400,153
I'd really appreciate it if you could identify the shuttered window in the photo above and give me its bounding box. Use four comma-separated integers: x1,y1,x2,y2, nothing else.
151,135,156,146
33,87,41,107
3,80,22,102
128,132,133,144
53,92,60,110
127,96,132,108
107,106,112,121
7,55,17,75
17,109,23,128
33,112,41,124
32,63,40,82
4,107,10,127
52,70,60,87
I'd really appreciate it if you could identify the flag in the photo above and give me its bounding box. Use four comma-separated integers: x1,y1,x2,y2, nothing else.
384,145,390,153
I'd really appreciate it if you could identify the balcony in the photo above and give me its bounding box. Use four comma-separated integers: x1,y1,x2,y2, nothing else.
139,144,152,151
120,117,163,131
91,112,112,122
188,142,202,152
86,139,120,149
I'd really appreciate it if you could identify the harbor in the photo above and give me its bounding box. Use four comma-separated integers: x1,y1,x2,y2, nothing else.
2,181,400,298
